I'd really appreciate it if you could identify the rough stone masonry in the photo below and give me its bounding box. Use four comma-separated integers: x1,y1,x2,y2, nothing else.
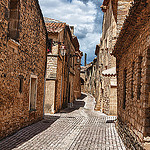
0,0,47,139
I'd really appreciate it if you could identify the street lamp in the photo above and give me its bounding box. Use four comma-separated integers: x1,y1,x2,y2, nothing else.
60,45,66,56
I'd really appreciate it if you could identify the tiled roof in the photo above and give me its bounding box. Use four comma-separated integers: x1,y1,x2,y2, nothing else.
44,17,66,33
102,67,116,76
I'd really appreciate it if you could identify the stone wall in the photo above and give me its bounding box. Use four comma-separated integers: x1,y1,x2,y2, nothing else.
45,80,56,113
0,0,47,139
44,25,66,113
80,67,86,93
94,0,117,115
74,53,82,99
55,55,63,112
46,55,57,79
113,0,150,149
117,0,134,36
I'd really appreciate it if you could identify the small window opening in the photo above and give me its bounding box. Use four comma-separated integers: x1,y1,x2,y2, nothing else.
30,77,37,111
9,0,20,41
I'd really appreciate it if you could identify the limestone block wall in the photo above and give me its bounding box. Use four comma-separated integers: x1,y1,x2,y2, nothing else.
114,1,150,148
46,56,57,79
117,0,134,36
55,56,63,112
95,0,117,115
74,67,81,99
0,0,47,139
45,80,56,114
116,29,150,149
109,86,117,115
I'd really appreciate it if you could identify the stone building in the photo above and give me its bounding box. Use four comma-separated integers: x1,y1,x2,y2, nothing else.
44,18,67,114
84,58,97,96
94,0,117,115
73,45,83,100
64,26,82,107
91,57,97,97
113,0,150,149
44,18,82,113
84,63,92,93
80,66,86,93
0,0,47,139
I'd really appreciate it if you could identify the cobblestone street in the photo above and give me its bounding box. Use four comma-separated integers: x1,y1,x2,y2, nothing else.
0,93,126,150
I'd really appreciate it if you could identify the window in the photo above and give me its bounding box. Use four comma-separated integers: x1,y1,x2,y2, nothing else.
29,75,37,111
123,68,127,109
137,56,143,100
131,62,135,99
9,0,20,41
19,75,23,93
47,39,52,53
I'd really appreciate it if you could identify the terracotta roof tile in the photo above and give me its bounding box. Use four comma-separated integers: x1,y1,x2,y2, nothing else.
44,17,66,33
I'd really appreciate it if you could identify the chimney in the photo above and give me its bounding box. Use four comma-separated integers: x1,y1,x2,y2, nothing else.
70,26,74,35
85,53,87,66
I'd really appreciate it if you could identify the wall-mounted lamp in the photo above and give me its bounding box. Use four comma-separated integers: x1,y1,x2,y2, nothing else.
77,56,80,63
60,45,66,56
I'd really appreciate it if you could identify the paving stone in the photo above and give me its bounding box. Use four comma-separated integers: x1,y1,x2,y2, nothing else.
0,93,126,150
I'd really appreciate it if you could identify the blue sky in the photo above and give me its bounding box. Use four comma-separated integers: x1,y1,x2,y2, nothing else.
39,0,103,65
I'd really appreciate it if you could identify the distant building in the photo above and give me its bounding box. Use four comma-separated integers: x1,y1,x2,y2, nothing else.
84,58,97,96
0,0,47,140
94,0,117,115
73,38,83,99
113,0,150,149
44,18,82,113
44,18,67,113
80,66,86,93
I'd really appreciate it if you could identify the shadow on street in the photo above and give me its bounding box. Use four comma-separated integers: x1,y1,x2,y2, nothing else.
79,93,87,100
59,93,87,113
0,94,88,150
0,116,60,150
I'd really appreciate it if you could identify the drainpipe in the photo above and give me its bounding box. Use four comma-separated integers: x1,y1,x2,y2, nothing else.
43,32,48,119
60,75,63,109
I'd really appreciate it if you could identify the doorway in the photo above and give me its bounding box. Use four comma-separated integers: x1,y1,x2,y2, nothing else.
29,75,37,110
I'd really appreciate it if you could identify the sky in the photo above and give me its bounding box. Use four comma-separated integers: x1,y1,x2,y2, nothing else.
39,0,103,65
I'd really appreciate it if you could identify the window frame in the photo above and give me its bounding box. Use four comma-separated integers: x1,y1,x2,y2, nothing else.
29,75,38,111
9,0,20,41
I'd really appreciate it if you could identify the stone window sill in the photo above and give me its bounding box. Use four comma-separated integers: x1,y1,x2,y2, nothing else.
8,38,20,46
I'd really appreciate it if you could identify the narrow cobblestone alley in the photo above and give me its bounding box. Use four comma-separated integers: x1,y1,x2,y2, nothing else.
0,94,126,150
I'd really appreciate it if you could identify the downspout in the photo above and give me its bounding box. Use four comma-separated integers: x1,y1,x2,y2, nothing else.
43,31,48,119
60,75,63,109
58,31,63,110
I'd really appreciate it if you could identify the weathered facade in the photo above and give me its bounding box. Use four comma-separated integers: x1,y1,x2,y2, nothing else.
0,0,47,139
94,0,117,115
84,58,97,96
73,46,83,99
44,18,67,113
80,66,86,93
65,27,82,107
113,0,150,149
44,18,82,113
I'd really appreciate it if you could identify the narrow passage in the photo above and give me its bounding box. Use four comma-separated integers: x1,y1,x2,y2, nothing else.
0,93,126,150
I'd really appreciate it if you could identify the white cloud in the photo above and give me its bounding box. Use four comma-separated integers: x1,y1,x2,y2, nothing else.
39,0,103,64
